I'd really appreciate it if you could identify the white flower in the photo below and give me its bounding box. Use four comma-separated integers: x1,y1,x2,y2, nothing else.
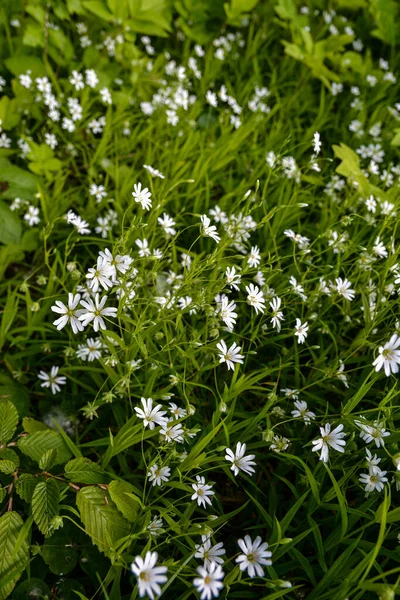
158,213,176,237
270,296,284,331
236,535,272,578
335,277,355,301
51,293,84,334
100,87,112,105
19,72,32,89
132,182,152,211
311,423,346,462
136,238,151,257
69,70,84,90
225,266,241,291
130,551,167,599
225,442,256,476
247,246,261,268
147,516,164,536
134,398,167,430
206,90,218,107
269,435,290,453
23,205,40,226
359,467,388,493
85,69,99,88
89,184,107,203
291,400,315,424
76,338,102,361
193,562,224,600
216,340,244,370
372,334,400,376
86,257,115,292
148,464,171,486
217,296,237,331
313,131,322,155
38,366,66,395
294,319,309,344
245,284,265,314
191,475,215,508
201,215,220,243
160,421,184,443
78,294,117,332
143,164,165,179
195,536,226,568
168,402,187,419
355,419,390,448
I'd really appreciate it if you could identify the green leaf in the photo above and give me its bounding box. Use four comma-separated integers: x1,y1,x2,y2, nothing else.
39,449,58,471
32,479,60,536
0,202,22,246
83,0,114,21
0,512,29,599
42,529,79,575
0,461,17,475
0,158,38,198
15,474,39,503
18,430,72,466
76,486,130,555
108,480,139,522
65,458,106,484
22,417,48,434
0,400,18,444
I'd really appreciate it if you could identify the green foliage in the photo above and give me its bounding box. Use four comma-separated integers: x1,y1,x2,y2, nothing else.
76,486,131,555
0,512,29,599
31,479,60,536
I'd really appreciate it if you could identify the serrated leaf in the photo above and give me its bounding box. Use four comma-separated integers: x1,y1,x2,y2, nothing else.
0,400,19,445
0,461,17,475
18,430,72,466
39,449,58,471
108,481,139,522
15,474,39,503
0,490,6,504
0,512,29,599
76,487,130,555
22,417,48,434
32,480,60,536
0,449,19,468
65,458,106,484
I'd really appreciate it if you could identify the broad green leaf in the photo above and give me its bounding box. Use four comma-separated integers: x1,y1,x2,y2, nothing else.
108,480,139,522
0,289,19,352
0,461,17,475
76,486,130,555
22,417,48,434
18,430,72,466
83,0,114,21
39,449,58,471
15,474,39,503
42,529,79,575
0,400,18,444
65,458,106,484
0,512,29,599
0,202,21,246
32,479,60,536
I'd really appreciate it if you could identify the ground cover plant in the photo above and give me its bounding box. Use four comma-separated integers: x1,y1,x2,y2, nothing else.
0,0,400,598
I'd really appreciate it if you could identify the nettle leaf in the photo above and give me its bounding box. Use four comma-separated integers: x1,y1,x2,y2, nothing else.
32,479,60,536
76,486,130,555
0,399,19,444
64,458,107,484
108,480,139,522
0,512,29,599
39,449,58,471
15,474,39,503
18,430,72,466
